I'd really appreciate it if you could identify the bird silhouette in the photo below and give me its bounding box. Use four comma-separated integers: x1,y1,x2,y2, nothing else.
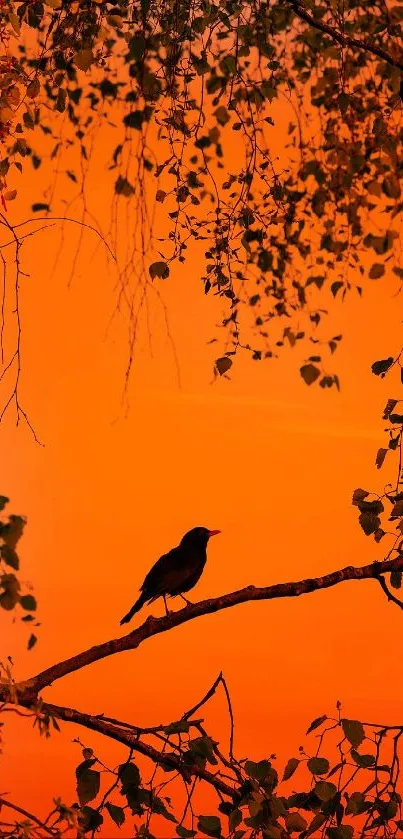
120,526,221,625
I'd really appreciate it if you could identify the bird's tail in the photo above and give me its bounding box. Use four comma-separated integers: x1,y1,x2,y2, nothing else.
120,592,147,626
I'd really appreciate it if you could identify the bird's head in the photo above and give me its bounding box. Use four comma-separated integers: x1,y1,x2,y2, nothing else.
180,526,221,547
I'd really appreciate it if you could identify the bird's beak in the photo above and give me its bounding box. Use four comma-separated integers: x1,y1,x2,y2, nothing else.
208,529,221,538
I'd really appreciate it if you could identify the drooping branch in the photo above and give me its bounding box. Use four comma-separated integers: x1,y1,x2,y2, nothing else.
287,0,403,71
11,555,403,700
40,701,235,799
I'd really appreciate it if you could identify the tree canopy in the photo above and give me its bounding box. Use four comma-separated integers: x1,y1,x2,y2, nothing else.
0,0,402,406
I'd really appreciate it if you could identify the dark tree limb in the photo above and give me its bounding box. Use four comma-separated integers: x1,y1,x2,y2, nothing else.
288,0,403,71
9,555,403,701
41,701,235,799
377,574,403,610
0,797,59,836
21,556,403,696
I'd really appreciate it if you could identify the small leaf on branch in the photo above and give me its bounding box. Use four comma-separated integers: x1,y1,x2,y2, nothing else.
383,399,398,420
197,815,222,838
300,363,320,385
341,718,365,748
76,759,100,806
74,49,94,72
350,750,375,768
1,545,19,570
306,714,327,734
375,448,388,469
390,570,402,589
371,358,394,376
358,512,380,536
149,261,170,280
369,263,385,279
306,814,327,836
314,781,337,801
352,488,369,506
327,826,354,839
80,807,103,833
106,802,125,827
27,633,37,650
20,594,37,611
215,356,232,376
32,203,50,212
391,500,403,516
285,813,307,833
307,757,329,775
282,757,299,781
118,761,140,793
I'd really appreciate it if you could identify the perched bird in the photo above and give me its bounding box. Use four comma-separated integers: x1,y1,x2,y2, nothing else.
120,526,221,625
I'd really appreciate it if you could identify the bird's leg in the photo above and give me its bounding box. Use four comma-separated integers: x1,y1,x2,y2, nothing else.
163,595,171,616
179,594,192,607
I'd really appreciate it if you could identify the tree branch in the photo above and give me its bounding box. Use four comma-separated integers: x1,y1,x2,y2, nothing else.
0,797,59,836
287,0,403,71
41,701,235,799
11,555,403,699
377,574,403,610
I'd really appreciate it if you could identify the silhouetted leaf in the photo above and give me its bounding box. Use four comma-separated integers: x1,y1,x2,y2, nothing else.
306,814,327,836
358,512,380,536
300,364,320,385
350,750,375,768
307,757,329,775
341,719,365,748
390,570,402,589
285,813,307,833
327,828,353,839
371,358,394,376
106,803,125,827
118,761,140,793
383,400,398,420
369,263,385,279
306,714,327,734
314,781,337,801
352,488,369,506
283,757,299,781
115,175,134,197
198,815,222,838
80,807,103,833
375,448,388,469
20,594,37,611
27,633,37,649
149,261,170,280
74,49,93,71
76,759,100,806
215,357,232,376
1,545,19,570
345,792,368,816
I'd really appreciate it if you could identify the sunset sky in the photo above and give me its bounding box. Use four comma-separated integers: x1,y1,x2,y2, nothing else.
2,99,403,836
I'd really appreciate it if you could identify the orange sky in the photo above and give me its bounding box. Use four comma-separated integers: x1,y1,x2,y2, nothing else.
2,101,403,836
